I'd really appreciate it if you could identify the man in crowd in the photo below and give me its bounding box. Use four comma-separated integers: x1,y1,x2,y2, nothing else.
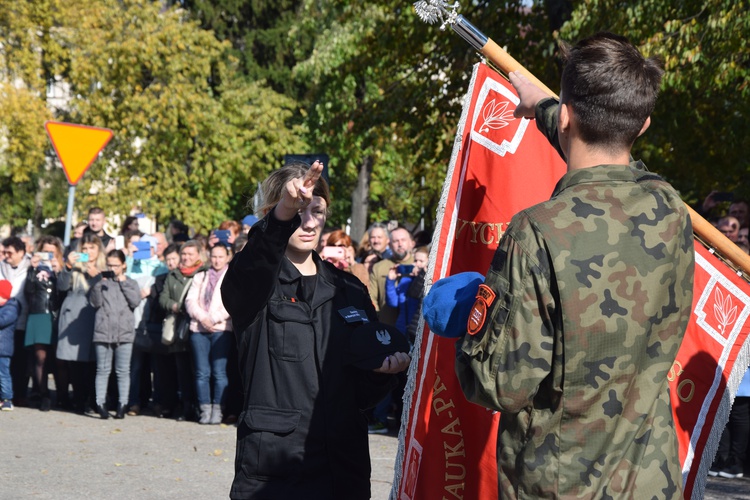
718,216,741,243
0,236,31,406
453,33,694,498
84,207,113,249
67,207,114,255
153,232,169,260
367,222,392,260
369,227,414,326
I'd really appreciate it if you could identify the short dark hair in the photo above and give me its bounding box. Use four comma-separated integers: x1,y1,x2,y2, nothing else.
164,243,181,257
88,207,105,216
106,249,127,263
560,32,664,151
2,236,25,253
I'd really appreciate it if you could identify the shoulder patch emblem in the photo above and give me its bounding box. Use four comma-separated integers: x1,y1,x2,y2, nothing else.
476,284,496,305
467,284,496,336
467,299,487,335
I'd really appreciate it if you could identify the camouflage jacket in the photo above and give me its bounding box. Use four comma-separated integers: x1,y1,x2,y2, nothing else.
456,99,695,499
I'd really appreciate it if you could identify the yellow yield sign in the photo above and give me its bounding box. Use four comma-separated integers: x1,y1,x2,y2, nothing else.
45,121,113,185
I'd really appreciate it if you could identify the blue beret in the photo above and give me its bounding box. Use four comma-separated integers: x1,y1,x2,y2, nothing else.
423,272,485,338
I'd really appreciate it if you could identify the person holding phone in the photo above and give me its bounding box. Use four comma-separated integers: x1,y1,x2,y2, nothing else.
184,244,233,424
325,230,370,289
221,161,410,499
208,220,240,250
89,250,141,419
24,236,64,411
56,234,107,413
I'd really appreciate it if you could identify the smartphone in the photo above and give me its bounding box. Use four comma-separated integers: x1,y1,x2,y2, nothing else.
396,264,415,275
214,230,231,245
132,241,151,260
101,270,116,279
115,235,125,250
714,192,735,202
78,252,90,263
320,246,346,261
34,252,54,261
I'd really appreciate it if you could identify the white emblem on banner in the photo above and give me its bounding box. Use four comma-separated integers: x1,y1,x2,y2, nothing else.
694,251,750,347
470,77,530,156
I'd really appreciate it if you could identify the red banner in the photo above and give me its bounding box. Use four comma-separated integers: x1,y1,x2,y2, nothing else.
394,62,750,500
672,244,750,499
394,63,565,500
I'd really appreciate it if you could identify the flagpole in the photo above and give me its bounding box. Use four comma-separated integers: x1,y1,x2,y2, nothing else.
414,0,750,276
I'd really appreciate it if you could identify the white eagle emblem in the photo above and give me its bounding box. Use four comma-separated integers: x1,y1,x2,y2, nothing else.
376,329,391,345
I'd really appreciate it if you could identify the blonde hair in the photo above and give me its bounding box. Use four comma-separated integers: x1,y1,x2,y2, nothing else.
71,234,106,293
255,163,330,217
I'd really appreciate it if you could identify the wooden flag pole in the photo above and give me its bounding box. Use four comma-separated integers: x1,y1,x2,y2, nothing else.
414,0,750,275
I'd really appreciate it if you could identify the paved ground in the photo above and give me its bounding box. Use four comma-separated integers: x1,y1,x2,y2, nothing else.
0,405,398,499
0,404,748,499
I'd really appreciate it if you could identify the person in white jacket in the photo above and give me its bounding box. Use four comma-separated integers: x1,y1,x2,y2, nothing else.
185,244,233,424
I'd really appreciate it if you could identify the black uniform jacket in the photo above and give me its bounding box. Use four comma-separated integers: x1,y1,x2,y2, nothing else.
221,210,396,500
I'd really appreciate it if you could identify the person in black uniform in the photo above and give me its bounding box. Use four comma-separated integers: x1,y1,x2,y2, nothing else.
221,160,410,499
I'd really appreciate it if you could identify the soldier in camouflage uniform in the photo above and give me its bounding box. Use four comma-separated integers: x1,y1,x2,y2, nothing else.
455,33,695,498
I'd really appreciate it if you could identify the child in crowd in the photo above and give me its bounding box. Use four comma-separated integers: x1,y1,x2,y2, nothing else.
0,280,20,411
90,250,141,419
385,246,429,336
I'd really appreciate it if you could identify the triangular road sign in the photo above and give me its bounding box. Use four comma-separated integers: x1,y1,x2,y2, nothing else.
45,121,114,185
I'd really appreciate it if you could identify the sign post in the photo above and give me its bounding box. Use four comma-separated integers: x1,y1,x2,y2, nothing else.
44,121,113,246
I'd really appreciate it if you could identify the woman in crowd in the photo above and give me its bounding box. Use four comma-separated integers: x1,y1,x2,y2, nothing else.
147,243,181,418
185,244,232,424
24,236,64,411
323,229,370,289
120,216,140,234
90,250,141,419
221,161,410,499
56,234,107,413
159,240,206,421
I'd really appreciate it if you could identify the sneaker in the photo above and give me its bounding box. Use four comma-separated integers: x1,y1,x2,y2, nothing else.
368,422,388,434
1,400,13,411
719,461,744,479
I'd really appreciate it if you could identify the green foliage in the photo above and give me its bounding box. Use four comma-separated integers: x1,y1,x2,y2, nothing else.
292,0,562,230
1,0,306,233
3,0,745,235
181,0,315,97
561,0,750,204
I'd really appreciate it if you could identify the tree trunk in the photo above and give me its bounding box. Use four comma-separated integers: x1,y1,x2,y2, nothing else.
350,155,373,243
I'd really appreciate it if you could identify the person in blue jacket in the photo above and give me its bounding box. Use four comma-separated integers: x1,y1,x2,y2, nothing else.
0,280,20,411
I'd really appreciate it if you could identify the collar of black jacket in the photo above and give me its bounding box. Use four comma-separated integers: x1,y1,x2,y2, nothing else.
278,252,337,310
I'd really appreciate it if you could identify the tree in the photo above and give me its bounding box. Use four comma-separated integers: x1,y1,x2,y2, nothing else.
560,0,750,204
179,0,315,97
293,0,563,239
56,0,308,232
0,0,69,231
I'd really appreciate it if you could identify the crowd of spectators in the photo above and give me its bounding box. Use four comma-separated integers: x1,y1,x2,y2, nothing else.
0,207,430,430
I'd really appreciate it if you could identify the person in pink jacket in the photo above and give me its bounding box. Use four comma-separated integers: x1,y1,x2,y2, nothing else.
184,244,233,424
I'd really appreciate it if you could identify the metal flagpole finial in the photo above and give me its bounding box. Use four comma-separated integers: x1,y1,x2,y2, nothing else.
413,1,460,31
414,0,488,51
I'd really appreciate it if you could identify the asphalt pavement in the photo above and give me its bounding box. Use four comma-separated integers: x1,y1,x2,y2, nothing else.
0,404,747,499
